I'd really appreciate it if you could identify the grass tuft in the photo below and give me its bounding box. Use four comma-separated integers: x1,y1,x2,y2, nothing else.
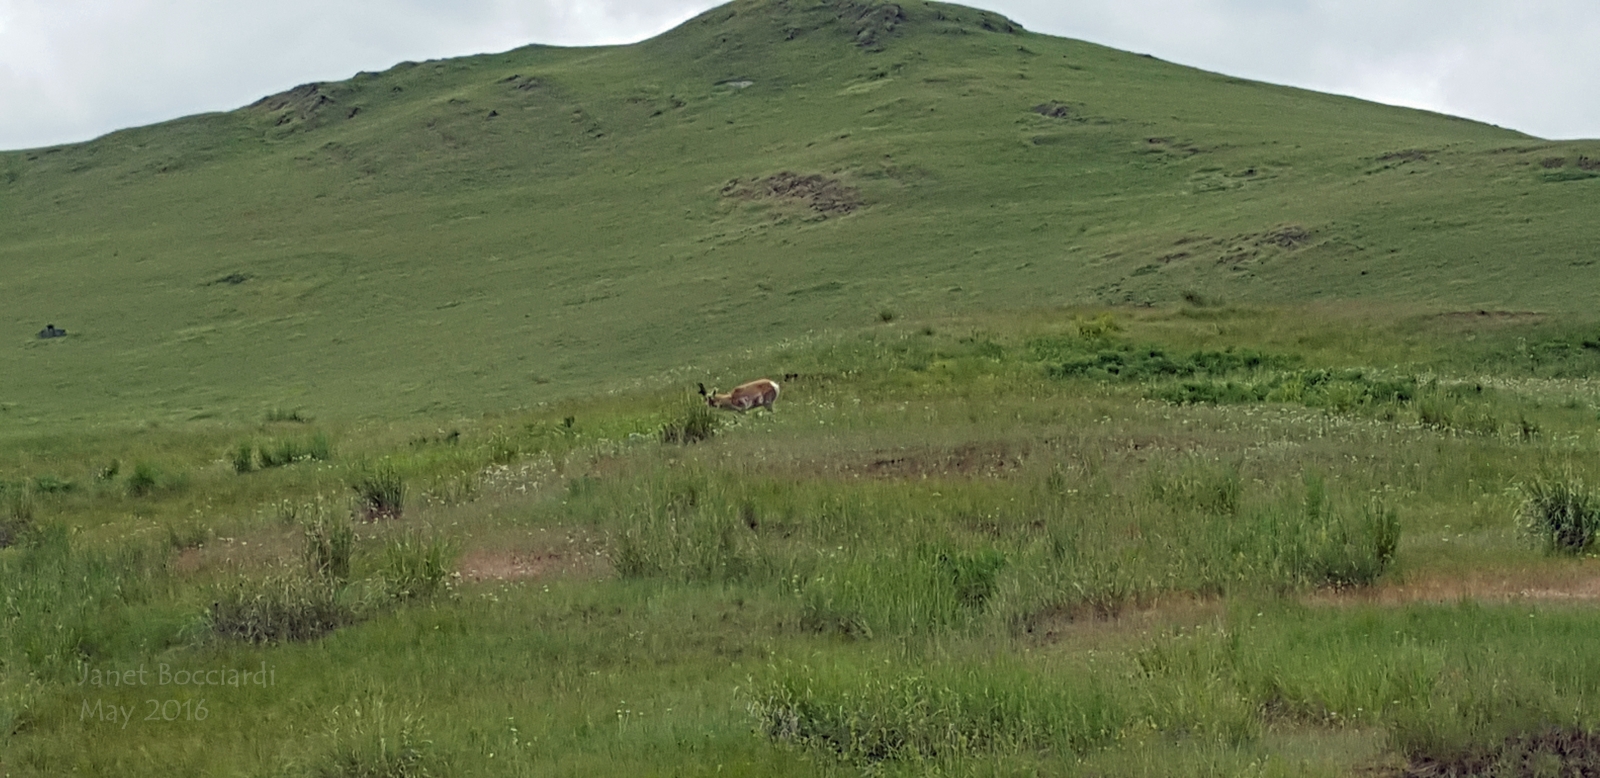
350,461,406,522
1,482,36,548
302,509,354,584
207,572,357,644
1517,473,1600,554
304,695,438,778
659,405,719,445
376,532,458,602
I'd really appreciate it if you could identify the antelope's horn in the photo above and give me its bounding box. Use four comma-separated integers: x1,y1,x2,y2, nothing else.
698,383,708,396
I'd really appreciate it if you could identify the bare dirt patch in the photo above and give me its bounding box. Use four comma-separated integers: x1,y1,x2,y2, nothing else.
722,172,863,216
1309,565,1600,608
457,528,611,583
169,532,299,576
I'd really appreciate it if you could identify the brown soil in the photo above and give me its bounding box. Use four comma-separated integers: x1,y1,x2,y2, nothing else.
1309,567,1600,608
456,529,611,583
722,172,863,216
169,533,298,575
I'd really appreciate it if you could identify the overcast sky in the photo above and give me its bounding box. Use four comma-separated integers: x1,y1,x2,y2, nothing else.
2,0,1597,151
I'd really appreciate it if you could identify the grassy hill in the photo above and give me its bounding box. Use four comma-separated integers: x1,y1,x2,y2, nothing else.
3,0,1597,433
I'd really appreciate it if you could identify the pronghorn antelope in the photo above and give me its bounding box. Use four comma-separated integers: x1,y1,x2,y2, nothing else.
699,378,780,412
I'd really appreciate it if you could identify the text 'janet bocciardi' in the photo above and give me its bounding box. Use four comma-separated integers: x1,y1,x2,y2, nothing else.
78,662,278,688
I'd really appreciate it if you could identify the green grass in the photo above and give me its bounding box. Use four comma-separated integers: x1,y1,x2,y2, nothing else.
6,0,1600,773
4,304,1600,774
3,0,1598,434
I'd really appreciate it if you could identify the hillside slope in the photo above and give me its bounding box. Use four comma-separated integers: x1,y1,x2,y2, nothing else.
2,0,1596,431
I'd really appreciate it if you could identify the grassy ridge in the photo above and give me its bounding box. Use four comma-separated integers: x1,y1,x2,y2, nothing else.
3,0,1598,432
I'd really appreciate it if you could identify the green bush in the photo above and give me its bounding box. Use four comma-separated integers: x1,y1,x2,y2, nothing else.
1517,474,1600,554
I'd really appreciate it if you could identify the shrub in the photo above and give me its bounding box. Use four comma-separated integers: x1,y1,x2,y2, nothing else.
350,461,406,521
659,405,719,445
1517,474,1600,554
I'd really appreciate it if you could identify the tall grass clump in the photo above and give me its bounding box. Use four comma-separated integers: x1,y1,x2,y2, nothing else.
1517,473,1600,554
302,694,439,778
659,404,719,444
350,460,406,521
259,432,334,468
265,407,310,423
800,545,1008,637
231,441,256,473
1,481,36,548
750,659,1132,765
377,532,459,601
1191,478,1400,592
302,509,355,584
208,571,356,644
0,524,167,681
609,473,755,582
127,461,160,496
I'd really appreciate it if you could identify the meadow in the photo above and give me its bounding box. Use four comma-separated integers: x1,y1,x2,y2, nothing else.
5,303,1600,776
5,1,1600,774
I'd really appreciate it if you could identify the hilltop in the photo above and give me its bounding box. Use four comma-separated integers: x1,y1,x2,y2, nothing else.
2,0,1597,430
